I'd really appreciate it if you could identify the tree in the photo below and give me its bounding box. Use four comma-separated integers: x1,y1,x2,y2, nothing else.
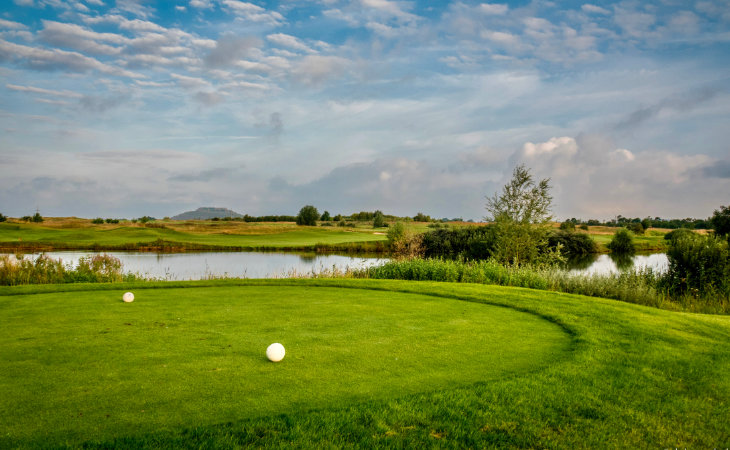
484,165,558,265
607,228,635,254
373,211,385,228
711,205,730,238
320,211,331,221
485,164,552,224
559,221,576,231
296,205,319,226
387,222,424,259
0,212,6,222
31,212,44,223
626,222,644,235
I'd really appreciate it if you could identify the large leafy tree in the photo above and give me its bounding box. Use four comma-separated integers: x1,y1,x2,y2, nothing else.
296,205,319,226
485,165,558,266
485,164,553,224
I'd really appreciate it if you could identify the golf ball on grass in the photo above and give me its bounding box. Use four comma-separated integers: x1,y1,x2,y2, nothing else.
266,343,285,362
122,292,134,303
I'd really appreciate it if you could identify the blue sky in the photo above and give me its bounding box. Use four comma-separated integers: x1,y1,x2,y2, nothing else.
1,0,729,220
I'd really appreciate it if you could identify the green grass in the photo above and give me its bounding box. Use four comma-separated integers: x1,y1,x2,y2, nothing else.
0,221,387,252
590,229,668,252
1,279,729,448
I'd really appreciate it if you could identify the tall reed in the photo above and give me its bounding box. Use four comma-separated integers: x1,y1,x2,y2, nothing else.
359,258,728,314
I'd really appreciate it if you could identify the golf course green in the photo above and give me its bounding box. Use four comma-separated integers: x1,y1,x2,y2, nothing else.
1,279,728,448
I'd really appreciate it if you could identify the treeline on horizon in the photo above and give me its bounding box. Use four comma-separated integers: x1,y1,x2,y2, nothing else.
0,210,715,229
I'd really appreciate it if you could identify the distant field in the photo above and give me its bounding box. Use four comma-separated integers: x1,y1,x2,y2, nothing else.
0,218,674,253
0,219,390,251
587,227,668,251
1,279,728,448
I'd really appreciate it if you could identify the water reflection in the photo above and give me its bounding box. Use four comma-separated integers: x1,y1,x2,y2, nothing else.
609,253,635,271
4,250,670,280
4,251,386,280
568,253,668,276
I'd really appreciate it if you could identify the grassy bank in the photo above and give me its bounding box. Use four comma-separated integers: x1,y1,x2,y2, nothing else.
362,258,730,314
587,227,669,252
1,279,728,448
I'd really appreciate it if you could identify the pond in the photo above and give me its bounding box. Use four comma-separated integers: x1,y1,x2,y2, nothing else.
4,251,386,280
3,251,669,280
566,253,668,275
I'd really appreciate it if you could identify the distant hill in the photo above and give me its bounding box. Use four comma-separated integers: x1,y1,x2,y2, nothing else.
171,207,243,220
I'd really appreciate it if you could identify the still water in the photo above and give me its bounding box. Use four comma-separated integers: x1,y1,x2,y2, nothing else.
6,251,386,280
4,251,669,280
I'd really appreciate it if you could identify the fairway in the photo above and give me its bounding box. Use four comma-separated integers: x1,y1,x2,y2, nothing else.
0,284,570,447
0,221,388,251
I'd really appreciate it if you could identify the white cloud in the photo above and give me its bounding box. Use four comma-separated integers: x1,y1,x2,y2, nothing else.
581,4,610,15
171,73,211,89
39,20,127,55
291,55,349,86
115,0,156,19
479,3,508,15
190,0,214,9
522,136,578,158
0,38,143,78
266,33,315,53
6,83,83,98
513,135,727,219
0,19,29,30
221,1,285,25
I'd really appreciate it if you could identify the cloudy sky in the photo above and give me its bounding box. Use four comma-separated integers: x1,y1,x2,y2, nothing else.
1,0,728,220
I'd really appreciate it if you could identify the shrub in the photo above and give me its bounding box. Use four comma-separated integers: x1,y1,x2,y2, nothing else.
579,224,589,231
387,222,424,259
422,226,497,260
607,228,635,254
661,234,730,300
641,218,652,230
338,220,346,227
0,254,130,285
373,211,385,228
320,211,331,221
413,212,431,222
91,218,104,224
296,205,319,226
664,228,694,243
559,221,576,231
31,212,43,223
626,222,645,235
710,204,730,238
21,216,32,222
548,230,597,256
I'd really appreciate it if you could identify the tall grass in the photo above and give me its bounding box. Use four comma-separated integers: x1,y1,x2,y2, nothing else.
360,258,728,314
0,254,137,285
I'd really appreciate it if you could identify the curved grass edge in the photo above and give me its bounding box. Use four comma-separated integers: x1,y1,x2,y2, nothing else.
3,279,730,448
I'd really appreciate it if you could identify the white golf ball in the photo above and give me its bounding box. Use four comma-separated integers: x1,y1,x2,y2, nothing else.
122,292,134,303
266,343,285,362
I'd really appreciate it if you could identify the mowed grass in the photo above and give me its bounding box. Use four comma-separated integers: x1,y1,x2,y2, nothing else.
1,280,729,448
0,221,387,250
587,227,668,251
0,283,569,448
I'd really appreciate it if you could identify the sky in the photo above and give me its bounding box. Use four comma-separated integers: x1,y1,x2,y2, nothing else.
0,0,729,221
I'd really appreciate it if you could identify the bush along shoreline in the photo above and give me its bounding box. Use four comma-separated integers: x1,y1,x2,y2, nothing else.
0,254,139,285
